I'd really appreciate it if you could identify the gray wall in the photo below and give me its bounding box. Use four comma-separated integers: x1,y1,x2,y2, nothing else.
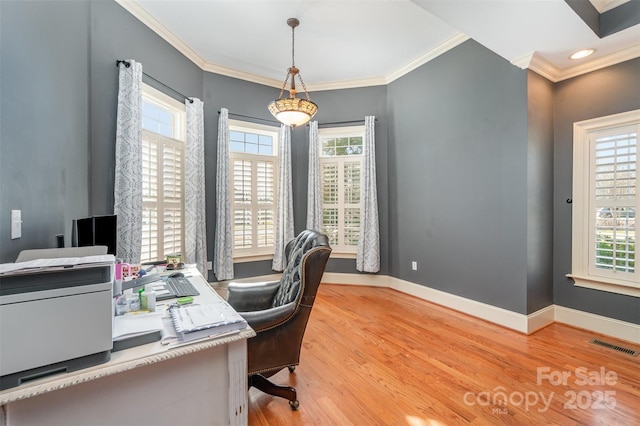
1,1,91,260
526,71,555,313
553,58,640,323
387,40,532,314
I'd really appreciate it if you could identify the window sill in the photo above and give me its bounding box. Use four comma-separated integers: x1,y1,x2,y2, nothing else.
233,254,273,263
330,252,357,259
566,274,640,298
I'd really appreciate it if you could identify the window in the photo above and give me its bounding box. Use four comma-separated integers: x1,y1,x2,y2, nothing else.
319,126,364,255
570,110,640,297
140,84,186,263
229,120,279,259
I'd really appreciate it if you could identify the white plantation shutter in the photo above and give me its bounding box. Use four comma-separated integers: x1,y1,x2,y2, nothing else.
322,162,339,246
163,142,183,256
320,159,362,250
257,160,276,248
141,136,159,262
232,158,252,250
589,125,637,278
344,161,361,247
141,130,184,263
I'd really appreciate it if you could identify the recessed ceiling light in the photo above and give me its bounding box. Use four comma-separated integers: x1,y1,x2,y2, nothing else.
570,49,596,60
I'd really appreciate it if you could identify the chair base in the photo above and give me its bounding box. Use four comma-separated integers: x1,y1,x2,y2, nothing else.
249,373,299,410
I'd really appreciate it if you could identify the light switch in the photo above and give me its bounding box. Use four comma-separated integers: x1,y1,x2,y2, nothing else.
11,210,22,239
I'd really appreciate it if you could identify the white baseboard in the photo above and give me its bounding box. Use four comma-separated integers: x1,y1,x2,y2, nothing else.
527,305,556,334
554,305,640,344
321,273,640,343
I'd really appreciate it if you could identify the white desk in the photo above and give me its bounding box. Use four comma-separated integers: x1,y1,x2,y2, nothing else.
0,268,255,426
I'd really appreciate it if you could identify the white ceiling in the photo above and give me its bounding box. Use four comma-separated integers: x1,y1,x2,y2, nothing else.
116,0,640,90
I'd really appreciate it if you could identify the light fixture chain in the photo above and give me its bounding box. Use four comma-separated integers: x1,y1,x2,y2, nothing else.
297,74,311,101
278,70,290,98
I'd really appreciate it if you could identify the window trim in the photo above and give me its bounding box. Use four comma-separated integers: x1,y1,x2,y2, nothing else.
228,119,280,260
568,109,640,298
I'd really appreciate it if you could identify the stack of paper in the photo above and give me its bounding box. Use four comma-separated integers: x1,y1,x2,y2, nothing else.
170,300,247,343
112,312,164,351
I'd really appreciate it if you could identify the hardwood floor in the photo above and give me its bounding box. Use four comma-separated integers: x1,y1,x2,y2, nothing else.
247,284,640,425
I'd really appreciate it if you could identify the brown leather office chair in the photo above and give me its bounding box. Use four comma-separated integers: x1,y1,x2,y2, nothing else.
226,229,331,409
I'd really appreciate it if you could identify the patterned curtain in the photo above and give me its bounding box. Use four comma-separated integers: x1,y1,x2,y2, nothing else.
272,125,294,271
114,60,143,264
184,98,208,276
213,108,234,280
356,116,380,272
306,121,322,231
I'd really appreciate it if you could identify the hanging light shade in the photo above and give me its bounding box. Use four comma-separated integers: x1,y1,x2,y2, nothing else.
268,18,318,127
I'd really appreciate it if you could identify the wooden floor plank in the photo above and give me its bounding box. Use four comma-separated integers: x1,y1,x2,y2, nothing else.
248,284,640,425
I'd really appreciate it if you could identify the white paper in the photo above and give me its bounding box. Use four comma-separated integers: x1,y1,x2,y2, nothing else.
0,255,115,275
113,312,164,340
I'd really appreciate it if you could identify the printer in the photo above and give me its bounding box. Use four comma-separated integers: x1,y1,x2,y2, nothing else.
0,254,114,390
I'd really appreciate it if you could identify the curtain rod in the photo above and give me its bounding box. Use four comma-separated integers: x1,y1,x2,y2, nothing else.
116,60,193,104
316,118,377,127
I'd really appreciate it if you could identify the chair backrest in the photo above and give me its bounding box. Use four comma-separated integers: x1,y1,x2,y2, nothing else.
271,230,330,308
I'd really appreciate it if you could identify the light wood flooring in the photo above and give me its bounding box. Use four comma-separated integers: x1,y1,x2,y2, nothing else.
247,284,640,425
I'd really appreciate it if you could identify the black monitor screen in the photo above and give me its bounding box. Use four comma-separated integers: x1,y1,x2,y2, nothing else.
75,217,94,248
94,215,117,255
73,215,117,255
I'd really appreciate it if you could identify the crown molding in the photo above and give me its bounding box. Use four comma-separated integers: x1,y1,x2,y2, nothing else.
558,43,640,81
307,77,388,92
385,32,470,84
589,0,630,13
511,53,562,82
201,62,283,89
512,44,640,82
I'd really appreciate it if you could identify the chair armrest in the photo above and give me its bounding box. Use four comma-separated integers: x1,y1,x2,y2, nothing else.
239,302,296,332
226,280,280,312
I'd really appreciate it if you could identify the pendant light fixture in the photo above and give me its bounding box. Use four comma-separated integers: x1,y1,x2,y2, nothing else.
268,18,318,127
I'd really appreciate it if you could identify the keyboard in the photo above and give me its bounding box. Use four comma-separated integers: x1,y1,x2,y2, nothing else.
166,276,200,298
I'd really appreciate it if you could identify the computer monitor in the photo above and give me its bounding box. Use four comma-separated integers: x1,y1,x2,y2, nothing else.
72,215,117,255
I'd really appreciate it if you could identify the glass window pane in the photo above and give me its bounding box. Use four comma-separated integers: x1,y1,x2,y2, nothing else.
230,141,245,153
245,133,259,143
158,123,172,137
259,135,272,146
259,144,272,155
143,102,159,119
158,110,172,126
230,131,245,142
245,142,259,154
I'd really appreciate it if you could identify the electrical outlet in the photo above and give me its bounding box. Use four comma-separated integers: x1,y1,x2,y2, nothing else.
411,261,417,271
11,210,22,239
206,261,213,270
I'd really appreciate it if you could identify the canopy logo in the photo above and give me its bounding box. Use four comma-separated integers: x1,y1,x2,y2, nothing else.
462,366,618,414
